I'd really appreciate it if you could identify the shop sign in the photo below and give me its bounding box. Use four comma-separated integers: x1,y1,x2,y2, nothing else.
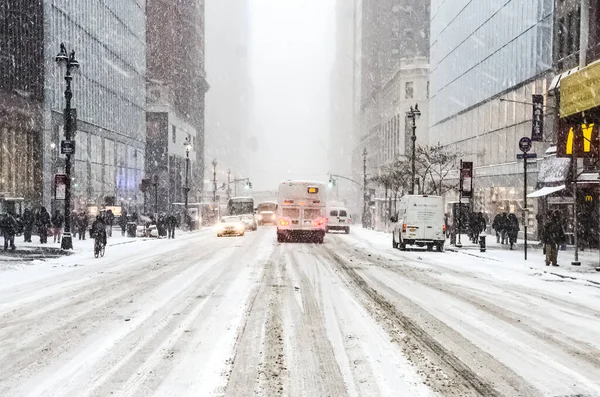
557,120,599,158
560,61,600,118
547,196,574,205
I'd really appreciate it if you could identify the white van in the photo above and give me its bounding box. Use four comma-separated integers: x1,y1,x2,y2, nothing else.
326,207,350,234
391,195,445,252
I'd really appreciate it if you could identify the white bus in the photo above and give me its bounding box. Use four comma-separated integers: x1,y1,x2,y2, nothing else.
277,180,327,243
227,197,255,216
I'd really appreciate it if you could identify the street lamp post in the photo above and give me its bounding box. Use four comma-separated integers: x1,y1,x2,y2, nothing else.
406,104,421,195
152,174,159,215
212,159,217,203
55,43,79,250
183,138,191,211
362,148,368,228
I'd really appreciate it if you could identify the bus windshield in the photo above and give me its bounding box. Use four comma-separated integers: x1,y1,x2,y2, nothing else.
228,197,254,216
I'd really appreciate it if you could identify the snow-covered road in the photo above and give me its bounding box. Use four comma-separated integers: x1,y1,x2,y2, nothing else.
1,227,599,396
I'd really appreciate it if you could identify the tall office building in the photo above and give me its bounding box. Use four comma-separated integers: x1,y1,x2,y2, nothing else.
2,1,146,210
146,0,208,212
205,0,253,193
429,0,554,218
0,0,44,205
329,0,355,184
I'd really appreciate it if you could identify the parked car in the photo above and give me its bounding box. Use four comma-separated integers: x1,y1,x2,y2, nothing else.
240,214,258,231
216,216,246,237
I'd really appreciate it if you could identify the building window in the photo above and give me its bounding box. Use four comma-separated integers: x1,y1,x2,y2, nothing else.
405,82,414,99
172,125,176,143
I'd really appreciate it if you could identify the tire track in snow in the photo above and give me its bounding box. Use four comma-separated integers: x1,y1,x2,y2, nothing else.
79,232,271,397
322,244,517,397
224,244,285,396
284,245,348,397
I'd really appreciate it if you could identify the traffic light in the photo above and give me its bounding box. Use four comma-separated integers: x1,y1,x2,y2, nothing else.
328,176,336,187
245,180,252,190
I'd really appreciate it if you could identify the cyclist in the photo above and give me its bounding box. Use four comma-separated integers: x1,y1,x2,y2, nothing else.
91,215,107,252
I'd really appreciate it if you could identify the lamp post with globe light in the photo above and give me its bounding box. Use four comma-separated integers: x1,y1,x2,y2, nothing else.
55,43,79,250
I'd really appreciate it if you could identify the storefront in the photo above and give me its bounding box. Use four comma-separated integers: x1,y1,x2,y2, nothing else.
547,60,600,247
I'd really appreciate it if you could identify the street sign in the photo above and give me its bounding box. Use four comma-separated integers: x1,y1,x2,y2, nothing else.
517,153,537,159
61,140,75,155
519,136,532,153
531,95,544,141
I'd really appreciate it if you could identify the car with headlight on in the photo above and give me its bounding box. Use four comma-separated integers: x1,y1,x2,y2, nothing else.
216,216,246,237
240,214,258,231
256,201,277,225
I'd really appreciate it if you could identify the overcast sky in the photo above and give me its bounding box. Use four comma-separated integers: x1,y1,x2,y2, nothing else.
247,0,336,191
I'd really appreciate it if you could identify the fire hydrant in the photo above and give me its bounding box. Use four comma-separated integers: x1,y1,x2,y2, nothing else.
479,233,487,252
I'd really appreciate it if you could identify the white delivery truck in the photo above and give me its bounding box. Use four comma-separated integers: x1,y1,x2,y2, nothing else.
277,180,327,243
391,195,446,252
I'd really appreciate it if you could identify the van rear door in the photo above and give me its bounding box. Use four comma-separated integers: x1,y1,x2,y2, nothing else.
403,197,443,241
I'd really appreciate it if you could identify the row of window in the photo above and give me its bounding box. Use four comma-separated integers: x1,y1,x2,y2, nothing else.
430,0,553,124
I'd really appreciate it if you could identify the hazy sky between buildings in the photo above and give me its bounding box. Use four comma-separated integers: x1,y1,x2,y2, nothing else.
248,0,336,191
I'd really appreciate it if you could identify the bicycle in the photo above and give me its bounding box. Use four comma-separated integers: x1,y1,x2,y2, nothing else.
93,232,106,258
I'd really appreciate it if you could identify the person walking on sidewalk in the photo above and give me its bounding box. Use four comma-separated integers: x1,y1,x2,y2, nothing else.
507,213,520,250
492,213,503,243
22,208,34,243
1,211,18,251
166,212,177,239
51,210,64,244
78,210,88,240
105,209,115,238
119,210,128,236
499,212,509,244
542,211,565,266
36,207,51,244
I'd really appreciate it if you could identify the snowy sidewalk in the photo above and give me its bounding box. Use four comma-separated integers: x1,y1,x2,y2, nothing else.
0,227,200,268
445,233,600,284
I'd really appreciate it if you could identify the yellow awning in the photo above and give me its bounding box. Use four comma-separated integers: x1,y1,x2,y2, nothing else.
560,60,600,118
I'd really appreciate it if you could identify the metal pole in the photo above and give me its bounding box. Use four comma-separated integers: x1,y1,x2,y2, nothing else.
524,156,528,260
184,150,189,210
227,169,231,200
572,156,580,265
154,182,158,215
411,121,416,195
457,160,463,248
61,65,74,249
212,160,217,203
572,0,588,266
363,148,367,228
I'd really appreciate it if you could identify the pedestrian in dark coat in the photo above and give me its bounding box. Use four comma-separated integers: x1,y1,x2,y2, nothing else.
500,212,509,244
1,211,18,251
477,212,486,237
22,208,34,243
119,210,128,236
105,209,115,238
166,213,177,239
507,213,520,250
542,211,565,266
492,213,502,243
51,210,64,244
78,211,88,240
36,207,51,244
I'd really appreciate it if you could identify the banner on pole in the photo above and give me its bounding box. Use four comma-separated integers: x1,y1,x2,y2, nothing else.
531,94,544,142
460,161,473,198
